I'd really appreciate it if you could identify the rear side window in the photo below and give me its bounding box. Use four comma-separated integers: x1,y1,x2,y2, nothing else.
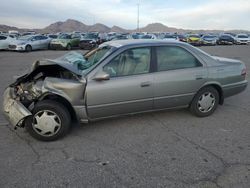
40,36,48,40
0,36,7,40
156,46,202,71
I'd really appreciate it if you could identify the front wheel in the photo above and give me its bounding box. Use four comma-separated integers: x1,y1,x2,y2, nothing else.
66,44,72,50
25,100,71,141
190,87,219,117
25,45,32,52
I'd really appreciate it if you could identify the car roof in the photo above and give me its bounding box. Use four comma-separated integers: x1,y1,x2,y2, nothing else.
103,39,184,48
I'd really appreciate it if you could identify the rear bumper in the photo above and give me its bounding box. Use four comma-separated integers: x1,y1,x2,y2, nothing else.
2,87,32,127
222,80,248,98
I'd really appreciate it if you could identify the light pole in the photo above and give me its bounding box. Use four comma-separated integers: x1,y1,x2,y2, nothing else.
137,2,140,32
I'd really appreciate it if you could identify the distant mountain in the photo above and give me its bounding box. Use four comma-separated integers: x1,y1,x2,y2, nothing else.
0,19,249,34
0,24,27,33
87,23,110,33
111,25,130,33
139,23,183,33
42,19,88,33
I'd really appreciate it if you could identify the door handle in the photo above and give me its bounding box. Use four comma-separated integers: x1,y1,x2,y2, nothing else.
195,75,204,80
140,82,151,87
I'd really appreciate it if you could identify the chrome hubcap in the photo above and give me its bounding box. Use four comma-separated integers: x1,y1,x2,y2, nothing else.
197,92,215,113
32,110,61,137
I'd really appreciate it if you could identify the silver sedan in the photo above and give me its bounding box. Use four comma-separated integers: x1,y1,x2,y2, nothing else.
3,40,248,141
8,35,51,52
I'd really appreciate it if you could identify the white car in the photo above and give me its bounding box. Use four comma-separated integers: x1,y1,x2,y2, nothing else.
0,35,16,50
235,34,249,45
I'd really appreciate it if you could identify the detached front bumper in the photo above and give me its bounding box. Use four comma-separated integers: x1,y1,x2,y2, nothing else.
3,87,32,128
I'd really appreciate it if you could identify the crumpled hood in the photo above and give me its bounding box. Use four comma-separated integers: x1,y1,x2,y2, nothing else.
42,52,89,75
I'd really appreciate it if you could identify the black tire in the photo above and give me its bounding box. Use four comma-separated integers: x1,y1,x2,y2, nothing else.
25,100,71,141
25,45,32,52
66,44,72,50
190,86,219,117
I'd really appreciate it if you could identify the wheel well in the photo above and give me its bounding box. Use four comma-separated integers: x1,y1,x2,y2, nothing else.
40,94,78,122
204,84,224,105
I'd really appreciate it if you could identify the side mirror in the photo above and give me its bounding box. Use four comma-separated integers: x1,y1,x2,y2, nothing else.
93,71,110,81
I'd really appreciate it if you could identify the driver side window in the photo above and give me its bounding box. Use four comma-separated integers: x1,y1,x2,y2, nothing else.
103,47,151,77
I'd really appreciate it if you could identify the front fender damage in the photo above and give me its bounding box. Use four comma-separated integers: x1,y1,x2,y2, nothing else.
3,87,32,128
3,61,87,128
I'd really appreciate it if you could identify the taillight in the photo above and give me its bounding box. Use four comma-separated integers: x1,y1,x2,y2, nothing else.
241,68,247,78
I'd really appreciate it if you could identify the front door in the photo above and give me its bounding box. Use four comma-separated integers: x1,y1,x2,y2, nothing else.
86,47,154,119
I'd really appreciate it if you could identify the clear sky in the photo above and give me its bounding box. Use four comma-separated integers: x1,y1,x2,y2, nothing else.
0,0,250,30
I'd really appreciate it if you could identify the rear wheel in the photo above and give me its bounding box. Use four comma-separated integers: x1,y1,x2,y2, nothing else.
25,45,32,52
25,100,71,141
190,86,219,117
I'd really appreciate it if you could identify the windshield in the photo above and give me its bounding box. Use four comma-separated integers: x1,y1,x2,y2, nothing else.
84,33,98,39
203,35,216,39
238,35,248,38
54,46,113,75
164,35,176,39
18,35,33,41
141,35,152,39
58,34,71,39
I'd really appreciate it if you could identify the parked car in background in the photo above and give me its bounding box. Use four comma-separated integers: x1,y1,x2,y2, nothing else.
98,33,108,44
186,34,201,46
22,31,36,36
217,34,235,45
3,40,247,141
140,34,157,39
176,34,187,42
79,32,99,50
130,33,142,39
46,34,58,39
201,35,217,45
235,34,249,45
8,35,51,52
0,35,16,50
50,33,81,50
162,34,179,41
111,34,129,41
107,32,117,41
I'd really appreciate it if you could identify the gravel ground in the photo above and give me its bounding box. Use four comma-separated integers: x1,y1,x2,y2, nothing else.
0,45,249,188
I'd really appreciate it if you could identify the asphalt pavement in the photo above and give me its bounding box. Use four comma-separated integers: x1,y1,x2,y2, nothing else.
0,45,249,188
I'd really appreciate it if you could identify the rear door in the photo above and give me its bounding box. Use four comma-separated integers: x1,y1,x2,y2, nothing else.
86,47,154,119
31,36,42,50
153,45,208,109
39,36,49,49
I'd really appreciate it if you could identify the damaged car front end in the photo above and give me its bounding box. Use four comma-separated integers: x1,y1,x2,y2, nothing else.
2,51,101,140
